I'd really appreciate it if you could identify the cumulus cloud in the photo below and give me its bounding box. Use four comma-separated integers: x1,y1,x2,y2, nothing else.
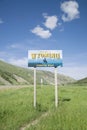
43,14,58,30
8,57,27,67
31,26,52,39
31,1,80,38
61,1,80,22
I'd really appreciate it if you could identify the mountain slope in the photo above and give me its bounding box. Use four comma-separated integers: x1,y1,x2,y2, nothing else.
0,60,75,85
76,77,87,85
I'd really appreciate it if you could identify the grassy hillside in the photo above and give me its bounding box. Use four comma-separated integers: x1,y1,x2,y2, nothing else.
77,77,87,85
0,60,75,85
73,77,87,86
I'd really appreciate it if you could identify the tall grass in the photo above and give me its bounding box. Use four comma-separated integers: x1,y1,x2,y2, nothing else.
0,85,87,130
27,86,87,130
0,85,54,130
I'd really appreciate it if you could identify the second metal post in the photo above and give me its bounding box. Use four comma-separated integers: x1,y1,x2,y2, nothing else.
55,67,58,107
34,67,36,107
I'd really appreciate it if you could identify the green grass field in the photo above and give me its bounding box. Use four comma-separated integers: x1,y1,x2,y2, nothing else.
0,85,87,130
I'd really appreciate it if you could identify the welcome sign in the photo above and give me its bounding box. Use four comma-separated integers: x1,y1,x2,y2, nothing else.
28,50,63,67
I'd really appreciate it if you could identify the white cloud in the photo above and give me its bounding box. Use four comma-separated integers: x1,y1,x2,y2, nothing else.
61,1,80,22
8,57,28,67
8,44,21,49
37,65,87,80
58,66,87,80
7,41,31,50
31,26,52,39
7,43,27,50
43,15,58,30
0,18,4,24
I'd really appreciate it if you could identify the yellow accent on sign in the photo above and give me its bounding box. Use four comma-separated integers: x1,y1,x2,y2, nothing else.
31,53,60,59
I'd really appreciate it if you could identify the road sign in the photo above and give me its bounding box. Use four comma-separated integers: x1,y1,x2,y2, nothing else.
28,50,63,108
28,50,63,67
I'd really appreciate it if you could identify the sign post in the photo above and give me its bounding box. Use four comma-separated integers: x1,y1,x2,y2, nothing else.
28,50,63,108
55,67,58,107
34,67,36,107
41,78,43,87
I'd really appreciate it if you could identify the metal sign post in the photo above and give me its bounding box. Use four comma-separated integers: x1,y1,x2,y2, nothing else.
41,78,43,87
55,67,58,107
34,67,36,107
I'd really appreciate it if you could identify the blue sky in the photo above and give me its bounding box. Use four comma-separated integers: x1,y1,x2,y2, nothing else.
0,0,87,79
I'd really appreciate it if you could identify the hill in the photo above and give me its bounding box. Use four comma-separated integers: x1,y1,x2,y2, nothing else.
76,77,87,85
0,60,75,85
